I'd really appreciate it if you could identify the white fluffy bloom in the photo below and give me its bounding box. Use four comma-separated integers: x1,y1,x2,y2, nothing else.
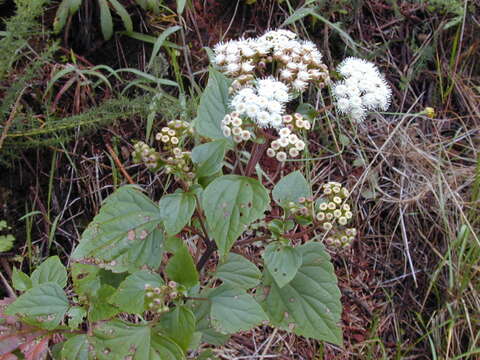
292,79,308,91
226,63,240,74
267,100,283,114
273,88,289,103
241,61,255,73
259,29,297,46
332,57,392,122
214,53,226,65
230,77,290,128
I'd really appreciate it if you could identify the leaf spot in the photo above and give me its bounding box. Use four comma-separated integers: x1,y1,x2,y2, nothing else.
127,230,136,241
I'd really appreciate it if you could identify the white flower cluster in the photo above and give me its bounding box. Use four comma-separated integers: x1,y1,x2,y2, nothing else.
262,30,329,92
267,126,306,162
230,78,289,128
221,113,253,143
332,57,392,121
213,29,329,92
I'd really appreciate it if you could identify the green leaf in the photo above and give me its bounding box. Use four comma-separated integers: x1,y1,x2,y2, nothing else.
66,307,86,330
109,270,163,314
191,290,230,346
191,140,227,178
150,333,185,360
92,320,185,359
148,26,182,70
98,0,113,40
202,175,269,257
283,6,357,52
197,349,220,360
165,235,184,253
208,284,267,334
88,285,120,322
166,246,198,288
194,68,232,140
339,133,350,146
68,0,83,13
157,305,195,352
12,267,32,291
159,191,196,236
272,170,310,207
263,243,302,288
71,263,102,297
72,186,164,273
53,0,69,33
176,0,186,14
31,256,68,288
0,234,14,252
109,0,133,33
71,263,126,298
263,242,342,345
216,253,261,289
5,282,69,330
61,334,89,360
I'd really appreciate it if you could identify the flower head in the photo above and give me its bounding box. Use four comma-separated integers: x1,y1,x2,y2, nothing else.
332,57,392,122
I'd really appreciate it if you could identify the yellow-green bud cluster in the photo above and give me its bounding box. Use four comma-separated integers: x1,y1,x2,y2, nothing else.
282,113,312,131
144,281,184,314
315,182,352,231
154,120,195,177
221,112,253,143
155,120,192,150
267,125,306,162
286,196,315,216
325,228,357,248
132,141,161,170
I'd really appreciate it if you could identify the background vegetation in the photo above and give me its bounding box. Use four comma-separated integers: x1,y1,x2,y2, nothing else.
0,0,479,358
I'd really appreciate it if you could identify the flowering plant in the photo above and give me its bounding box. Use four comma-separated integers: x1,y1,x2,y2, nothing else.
2,30,391,358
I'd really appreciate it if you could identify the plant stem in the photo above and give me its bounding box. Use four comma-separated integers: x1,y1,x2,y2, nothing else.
245,141,268,177
193,195,217,271
196,240,217,271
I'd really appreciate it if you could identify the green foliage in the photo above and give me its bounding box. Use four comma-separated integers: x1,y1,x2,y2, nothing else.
5,282,69,330
2,19,349,353
109,270,163,313
263,242,343,345
0,220,15,252
165,245,199,289
54,0,163,40
191,140,228,178
208,284,268,334
72,186,164,273
91,320,185,359
1,96,153,163
159,191,196,236
202,175,270,257
12,267,32,291
215,253,262,289
263,243,302,288
30,256,68,288
194,68,232,140
272,170,310,207
157,305,196,351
